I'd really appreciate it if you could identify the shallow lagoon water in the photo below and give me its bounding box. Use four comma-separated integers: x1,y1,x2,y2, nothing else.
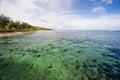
0,30,120,80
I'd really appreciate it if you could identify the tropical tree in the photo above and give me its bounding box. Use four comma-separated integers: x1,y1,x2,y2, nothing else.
0,14,11,29
0,14,49,31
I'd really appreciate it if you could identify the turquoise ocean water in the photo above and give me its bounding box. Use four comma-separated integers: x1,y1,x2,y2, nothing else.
0,30,120,80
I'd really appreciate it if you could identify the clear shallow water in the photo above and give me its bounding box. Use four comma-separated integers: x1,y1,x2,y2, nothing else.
0,30,120,80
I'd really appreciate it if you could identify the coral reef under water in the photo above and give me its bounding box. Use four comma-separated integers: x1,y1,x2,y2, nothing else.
0,31,120,80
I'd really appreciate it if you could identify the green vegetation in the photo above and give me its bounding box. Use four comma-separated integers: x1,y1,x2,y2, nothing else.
0,14,50,31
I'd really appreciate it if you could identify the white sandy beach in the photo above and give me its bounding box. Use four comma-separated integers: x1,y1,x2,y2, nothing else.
0,31,34,37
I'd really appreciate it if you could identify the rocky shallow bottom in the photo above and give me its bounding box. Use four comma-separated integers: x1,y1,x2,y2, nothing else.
0,31,120,80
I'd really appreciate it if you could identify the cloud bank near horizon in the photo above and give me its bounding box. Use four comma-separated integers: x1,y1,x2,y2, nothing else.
0,0,120,30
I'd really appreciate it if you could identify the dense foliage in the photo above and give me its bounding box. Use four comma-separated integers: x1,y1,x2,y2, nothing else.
0,14,50,31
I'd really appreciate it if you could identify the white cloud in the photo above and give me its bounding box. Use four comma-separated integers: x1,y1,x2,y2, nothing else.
0,0,120,30
90,0,112,6
47,0,73,12
0,0,46,23
101,0,112,4
38,12,120,30
92,6,106,14
0,0,73,21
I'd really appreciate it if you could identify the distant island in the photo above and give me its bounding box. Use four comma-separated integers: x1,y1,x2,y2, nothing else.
0,14,51,33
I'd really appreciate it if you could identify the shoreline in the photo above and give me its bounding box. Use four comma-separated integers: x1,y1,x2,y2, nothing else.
0,30,35,37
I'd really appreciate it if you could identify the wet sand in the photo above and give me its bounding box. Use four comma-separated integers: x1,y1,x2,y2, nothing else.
0,30,34,37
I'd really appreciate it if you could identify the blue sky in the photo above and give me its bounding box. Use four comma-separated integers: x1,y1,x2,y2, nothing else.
0,0,120,30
